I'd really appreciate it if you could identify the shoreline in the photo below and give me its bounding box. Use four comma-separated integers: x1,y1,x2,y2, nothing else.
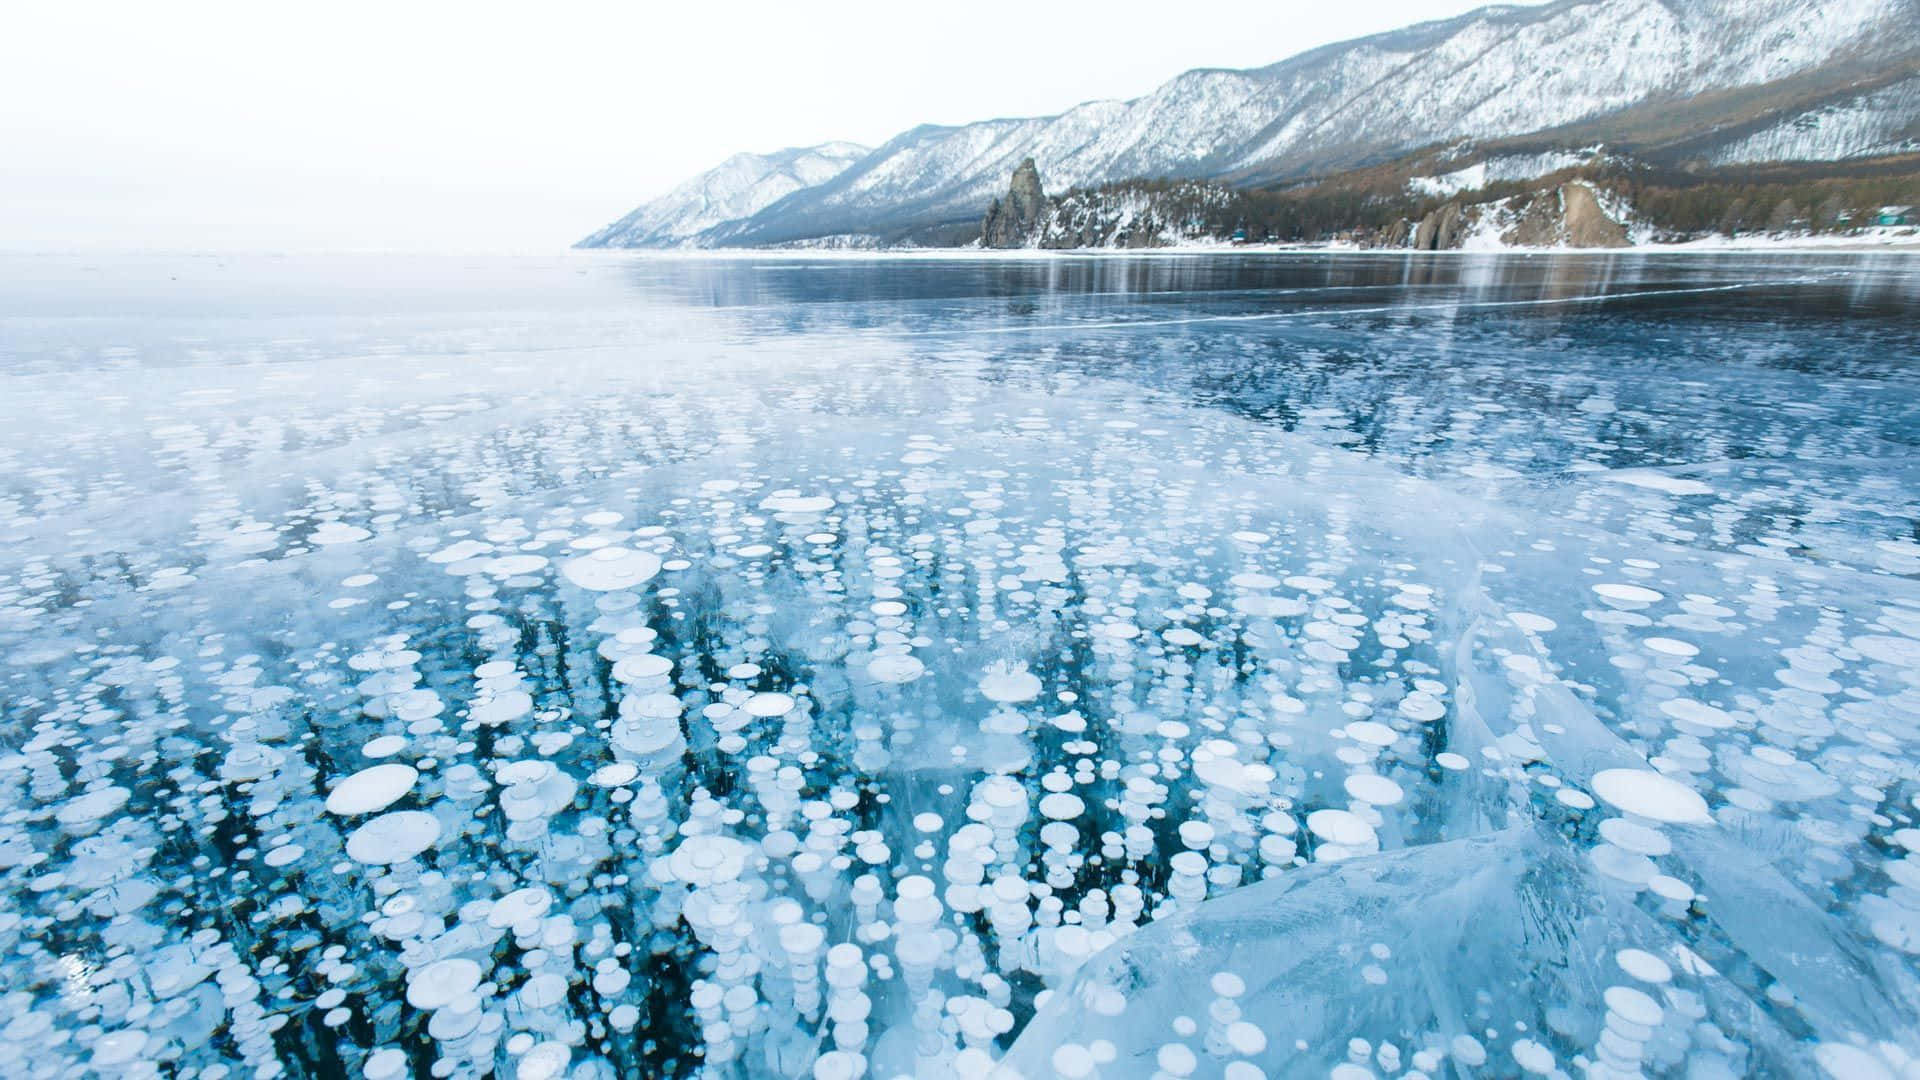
575,231,1920,259
6,235,1914,260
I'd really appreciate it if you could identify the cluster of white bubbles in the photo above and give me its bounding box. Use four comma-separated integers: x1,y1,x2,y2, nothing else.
2,256,1919,1080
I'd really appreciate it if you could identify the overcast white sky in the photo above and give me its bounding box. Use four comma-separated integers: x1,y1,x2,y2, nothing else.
1,1,1528,252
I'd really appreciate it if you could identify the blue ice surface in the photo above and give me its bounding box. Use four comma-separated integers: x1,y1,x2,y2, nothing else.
0,251,1917,1079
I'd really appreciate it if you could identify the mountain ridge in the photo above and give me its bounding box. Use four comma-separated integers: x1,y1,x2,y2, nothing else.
579,0,1920,249
579,140,870,249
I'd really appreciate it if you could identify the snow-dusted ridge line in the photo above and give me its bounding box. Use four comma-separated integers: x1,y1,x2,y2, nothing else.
581,0,1920,249
580,141,871,249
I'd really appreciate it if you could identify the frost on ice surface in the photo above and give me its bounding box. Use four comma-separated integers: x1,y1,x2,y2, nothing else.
1,253,1918,1078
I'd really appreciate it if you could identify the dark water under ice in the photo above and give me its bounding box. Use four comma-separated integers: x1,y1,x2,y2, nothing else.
1,252,1918,1080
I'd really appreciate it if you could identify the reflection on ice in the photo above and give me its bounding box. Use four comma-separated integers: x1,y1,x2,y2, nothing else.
0,253,1917,1078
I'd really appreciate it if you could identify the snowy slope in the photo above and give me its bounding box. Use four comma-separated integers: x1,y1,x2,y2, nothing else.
1228,0,1913,174
577,141,869,248
695,101,1135,247
587,0,1920,247
1408,148,1607,197
1710,75,1920,164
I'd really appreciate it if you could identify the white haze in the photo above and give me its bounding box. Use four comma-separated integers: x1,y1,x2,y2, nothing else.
0,0,1540,252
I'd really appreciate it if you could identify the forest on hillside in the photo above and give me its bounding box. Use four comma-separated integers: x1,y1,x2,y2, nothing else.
1027,155,1920,246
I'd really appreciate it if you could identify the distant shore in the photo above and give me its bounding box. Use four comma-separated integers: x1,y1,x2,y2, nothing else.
582,232,1920,258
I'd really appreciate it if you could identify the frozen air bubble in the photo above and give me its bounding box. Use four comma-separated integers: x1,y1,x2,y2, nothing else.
344,811,441,865
1659,699,1733,730
1590,769,1711,825
1450,1035,1488,1066
489,554,549,576
979,661,1043,703
488,887,554,929
311,522,372,545
406,958,483,1010
1614,949,1672,984
1602,985,1663,1027
814,1051,867,1080
90,1030,145,1065
1344,721,1397,748
1039,793,1086,820
56,787,130,829
590,762,640,787
1852,635,1920,668
1511,1039,1556,1074
1555,789,1596,810
1647,875,1695,904
612,654,674,683
669,835,750,887
362,735,408,757
561,547,662,591
515,1041,570,1080
1306,809,1377,847
761,494,835,515
1591,843,1657,886
363,1049,408,1080
866,653,926,684
325,764,418,816
1593,583,1664,609
470,691,533,725
1343,774,1404,806
1398,695,1445,722
1598,817,1671,857
745,692,797,717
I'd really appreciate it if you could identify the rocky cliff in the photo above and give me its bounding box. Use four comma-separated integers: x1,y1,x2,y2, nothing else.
1412,181,1632,249
981,159,1051,248
980,165,1241,249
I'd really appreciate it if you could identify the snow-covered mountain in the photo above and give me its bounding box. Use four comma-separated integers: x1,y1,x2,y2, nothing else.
578,141,869,248
580,0,1920,248
1709,75,1920,165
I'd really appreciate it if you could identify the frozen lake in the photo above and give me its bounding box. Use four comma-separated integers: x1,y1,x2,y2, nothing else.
2,251,1919,1079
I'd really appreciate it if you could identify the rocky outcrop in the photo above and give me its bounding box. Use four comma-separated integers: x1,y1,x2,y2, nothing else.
1038,181,1236,249
1413,203,1469,250
982,159,1052,248
1412,181,1630,249
1509,182,1629,247
983,169,1238,249
1560,182,1630,247
976,164,1643,251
